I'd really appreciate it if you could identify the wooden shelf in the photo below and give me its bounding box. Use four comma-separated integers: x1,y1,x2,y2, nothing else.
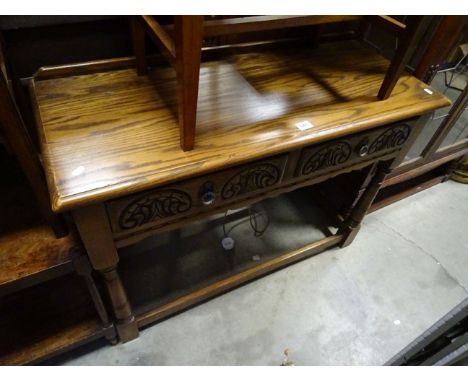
0,152,75,296
0,274,106,365
0,224,74,296
114,188,338,325
31,40,450,213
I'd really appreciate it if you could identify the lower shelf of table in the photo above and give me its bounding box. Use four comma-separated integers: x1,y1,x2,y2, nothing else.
136,234,342,329
116,187,344,329
0,273,108,365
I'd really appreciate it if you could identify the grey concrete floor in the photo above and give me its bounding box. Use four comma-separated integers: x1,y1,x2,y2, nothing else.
54,180,467,365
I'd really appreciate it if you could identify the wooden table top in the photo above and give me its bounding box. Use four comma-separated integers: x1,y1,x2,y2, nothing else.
32,40,450,212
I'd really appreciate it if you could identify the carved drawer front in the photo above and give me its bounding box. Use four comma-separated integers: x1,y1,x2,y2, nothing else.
216,155,288,202
294,122,412,179
107,154,288,234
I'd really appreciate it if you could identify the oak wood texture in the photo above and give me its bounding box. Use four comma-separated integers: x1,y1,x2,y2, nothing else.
73,204,139,342
32,40,450,213
34,56,137,80
113,150,399,249
0,224,73,297
139,16,427,149
107,120,411,243
106,154,288,235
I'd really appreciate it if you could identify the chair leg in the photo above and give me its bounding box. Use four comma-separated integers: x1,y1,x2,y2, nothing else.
174,16,204,151
0,68,68,238
130,17,147,76
378,16,426,100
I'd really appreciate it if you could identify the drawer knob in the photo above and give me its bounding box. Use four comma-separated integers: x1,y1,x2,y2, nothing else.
356,139,370,157
201,191,216,205
199,182,216,206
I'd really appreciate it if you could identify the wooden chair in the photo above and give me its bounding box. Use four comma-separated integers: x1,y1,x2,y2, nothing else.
0,40,67,237
131,15,426,151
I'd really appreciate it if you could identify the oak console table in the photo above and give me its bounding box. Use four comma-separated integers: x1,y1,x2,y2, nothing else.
29,39,450,342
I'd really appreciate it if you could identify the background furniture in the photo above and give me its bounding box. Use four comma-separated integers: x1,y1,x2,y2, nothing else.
371,16,467,210
0,23,117,365
0,39,66,237
308,16,467,217
132,15,427,150
0,143,117,365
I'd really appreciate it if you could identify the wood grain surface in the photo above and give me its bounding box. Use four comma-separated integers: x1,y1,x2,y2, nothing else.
32,40,450,212
0,224,73,291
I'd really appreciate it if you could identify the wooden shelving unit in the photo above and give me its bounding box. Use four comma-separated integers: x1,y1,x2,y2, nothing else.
0,152,74,296
0,223,74,297
0,153,113,365
0,274,109,365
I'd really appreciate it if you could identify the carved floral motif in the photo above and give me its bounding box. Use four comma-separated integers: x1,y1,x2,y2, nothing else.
301,141,352,175
221,163,281,199
368,125,410,154
119,189,192,229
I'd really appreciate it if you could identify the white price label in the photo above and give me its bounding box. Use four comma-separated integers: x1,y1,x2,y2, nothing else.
295,120,314,131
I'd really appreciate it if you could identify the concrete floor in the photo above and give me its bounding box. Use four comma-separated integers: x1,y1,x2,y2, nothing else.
48,179,468,365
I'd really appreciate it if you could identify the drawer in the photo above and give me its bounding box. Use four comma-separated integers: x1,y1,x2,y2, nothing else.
106,154,288,234
294,121,412,179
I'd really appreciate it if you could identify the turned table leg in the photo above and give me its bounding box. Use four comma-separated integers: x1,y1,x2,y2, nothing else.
338,160,392,247
72,204,139,342
70,246,118,344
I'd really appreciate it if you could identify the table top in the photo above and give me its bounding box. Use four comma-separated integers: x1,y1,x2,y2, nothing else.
32,40,450,212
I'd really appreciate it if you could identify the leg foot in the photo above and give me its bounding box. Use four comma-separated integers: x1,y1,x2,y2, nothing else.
101,266,139,342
